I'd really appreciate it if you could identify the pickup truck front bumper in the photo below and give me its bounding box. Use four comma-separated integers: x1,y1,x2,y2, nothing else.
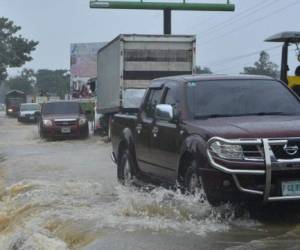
207,137,300,203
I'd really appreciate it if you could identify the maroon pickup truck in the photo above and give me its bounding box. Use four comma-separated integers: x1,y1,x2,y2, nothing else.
111,75,300,205
39,101,89,140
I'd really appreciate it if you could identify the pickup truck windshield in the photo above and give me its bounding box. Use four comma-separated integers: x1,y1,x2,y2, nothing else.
20,104,40,111
42,102,80,115
187,80,300,119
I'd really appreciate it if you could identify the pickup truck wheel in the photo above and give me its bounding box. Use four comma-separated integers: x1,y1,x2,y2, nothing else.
38,125,44,139
184,160,206,201
81,126,89,139
118,150,134,185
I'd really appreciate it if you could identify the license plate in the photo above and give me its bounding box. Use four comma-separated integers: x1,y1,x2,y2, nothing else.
29,116,34,120
61,127,71,133
282,180,300,196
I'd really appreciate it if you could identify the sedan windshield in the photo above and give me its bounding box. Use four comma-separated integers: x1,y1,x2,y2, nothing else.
42,102,80,115
187,79,300,119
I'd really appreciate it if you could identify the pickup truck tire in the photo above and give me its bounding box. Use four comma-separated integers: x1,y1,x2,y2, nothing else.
38,125,45,139
184,160,220,206
107,117,112,142
184,160,203,195
81,127,89,139
184,160,207,201
118,149,135,185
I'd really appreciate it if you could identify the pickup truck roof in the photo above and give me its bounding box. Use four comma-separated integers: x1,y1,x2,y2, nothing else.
150,74,274,88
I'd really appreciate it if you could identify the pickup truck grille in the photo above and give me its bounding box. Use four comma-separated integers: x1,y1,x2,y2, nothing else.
271,144,300,159
242,143,300,161
242,145,262,159
54,120,77,126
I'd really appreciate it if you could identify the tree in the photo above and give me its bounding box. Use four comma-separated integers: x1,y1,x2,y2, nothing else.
5,68,35,94
242,51,279,78
35,69,70,98
0,17,38,82
194,66,212,74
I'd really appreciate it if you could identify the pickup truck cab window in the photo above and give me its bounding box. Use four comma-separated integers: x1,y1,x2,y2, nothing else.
162,85,180,120
187,79,300,119
144,88,163,118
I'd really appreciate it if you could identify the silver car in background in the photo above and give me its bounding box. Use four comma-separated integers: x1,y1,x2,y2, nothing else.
18,103,41,123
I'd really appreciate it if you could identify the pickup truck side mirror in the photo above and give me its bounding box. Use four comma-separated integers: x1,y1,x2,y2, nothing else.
155,104,173,122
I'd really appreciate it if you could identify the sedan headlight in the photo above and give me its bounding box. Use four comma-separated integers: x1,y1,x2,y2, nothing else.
43,119,53,127
79,118,87,126
210,141,244,160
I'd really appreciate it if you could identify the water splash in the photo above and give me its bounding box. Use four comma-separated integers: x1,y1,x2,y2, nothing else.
0,179,255,249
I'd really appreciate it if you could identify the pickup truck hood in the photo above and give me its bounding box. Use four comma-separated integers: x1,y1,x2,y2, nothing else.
185,115,300,140
42,114,80,120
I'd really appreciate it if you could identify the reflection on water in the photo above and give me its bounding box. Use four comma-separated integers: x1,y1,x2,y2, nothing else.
0,154,5,163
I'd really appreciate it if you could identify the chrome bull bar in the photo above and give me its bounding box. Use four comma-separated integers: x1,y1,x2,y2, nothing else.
207,137,300,202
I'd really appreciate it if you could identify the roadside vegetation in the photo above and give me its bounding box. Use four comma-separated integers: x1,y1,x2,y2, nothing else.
0,17,38,83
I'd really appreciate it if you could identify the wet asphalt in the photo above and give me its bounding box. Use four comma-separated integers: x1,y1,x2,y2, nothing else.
1,111,300,250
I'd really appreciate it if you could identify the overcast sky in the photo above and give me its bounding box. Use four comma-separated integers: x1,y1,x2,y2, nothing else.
1,0,300,76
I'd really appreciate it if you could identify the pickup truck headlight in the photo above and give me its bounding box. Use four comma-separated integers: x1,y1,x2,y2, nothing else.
43,119,53,127
79,118,87,126
210,141,244,160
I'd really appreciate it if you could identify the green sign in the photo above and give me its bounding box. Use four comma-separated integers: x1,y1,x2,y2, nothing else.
90,1,235,11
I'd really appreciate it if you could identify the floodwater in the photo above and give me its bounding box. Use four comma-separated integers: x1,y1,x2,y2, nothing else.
1,111,300,250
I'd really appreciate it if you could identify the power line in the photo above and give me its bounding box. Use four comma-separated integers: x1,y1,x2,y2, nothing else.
204,45,281,68
198,0,277,37
213,50,282,74
185,0,243,32
184,14,220,31
201,0,300,46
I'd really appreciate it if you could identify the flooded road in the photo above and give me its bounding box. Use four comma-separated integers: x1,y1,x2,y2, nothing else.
1,111,300,250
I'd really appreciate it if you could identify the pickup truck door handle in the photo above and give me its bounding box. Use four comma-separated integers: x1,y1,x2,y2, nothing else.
136,124,142,134
152,126,159,137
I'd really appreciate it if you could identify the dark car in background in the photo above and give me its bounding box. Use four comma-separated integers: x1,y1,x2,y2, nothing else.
5,90,26,117
18,103,40,123
39,101,89,139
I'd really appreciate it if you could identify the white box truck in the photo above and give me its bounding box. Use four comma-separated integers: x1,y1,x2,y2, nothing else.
96,34,196,137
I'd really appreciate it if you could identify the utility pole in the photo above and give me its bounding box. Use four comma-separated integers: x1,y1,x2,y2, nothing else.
163,9,171,35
